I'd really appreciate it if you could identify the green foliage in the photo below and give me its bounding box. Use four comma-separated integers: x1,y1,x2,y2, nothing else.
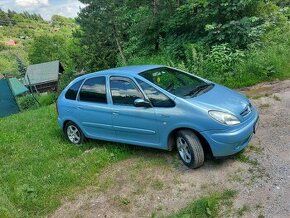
76,0,289,88
0,10,77,79
58,71,75,92
38,93,57,106
28,34,71,66
51,15,75,27
2,1,290,90
15,55,27,76
75,0,129,71
198,44,245,82
169,190,237,218
127,54,171,66
0,48,29,76
0,106,133,217
17,95,38,111
226,22,290,88
18,93,57,111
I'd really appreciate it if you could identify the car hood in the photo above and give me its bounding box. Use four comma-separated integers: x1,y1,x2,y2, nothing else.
185,84,250,116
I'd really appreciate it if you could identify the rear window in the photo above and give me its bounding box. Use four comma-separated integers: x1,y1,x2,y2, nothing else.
79,76,107,104
65,79,84,100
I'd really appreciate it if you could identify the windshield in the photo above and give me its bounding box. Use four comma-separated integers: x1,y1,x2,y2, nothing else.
140,67,212,98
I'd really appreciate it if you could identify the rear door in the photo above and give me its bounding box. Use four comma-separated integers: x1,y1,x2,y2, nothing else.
76,76,115,139
109,76,160,145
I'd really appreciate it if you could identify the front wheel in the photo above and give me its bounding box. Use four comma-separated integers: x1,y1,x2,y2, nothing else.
176,130,204,169
64,121,85,145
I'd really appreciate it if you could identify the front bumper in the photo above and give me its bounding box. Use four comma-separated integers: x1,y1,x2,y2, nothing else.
201,108,259,157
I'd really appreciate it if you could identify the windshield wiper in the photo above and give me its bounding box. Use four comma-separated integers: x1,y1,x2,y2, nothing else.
185,83,213,97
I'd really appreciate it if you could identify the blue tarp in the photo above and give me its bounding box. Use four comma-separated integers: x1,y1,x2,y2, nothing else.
0,79,19,118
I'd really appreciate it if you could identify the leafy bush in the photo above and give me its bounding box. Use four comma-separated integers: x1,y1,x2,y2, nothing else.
227,22,290,88
126,54,171,66
17,93,57,111
179,43,245,83
38,93,57,106
200,44,245,81
17,95,38,111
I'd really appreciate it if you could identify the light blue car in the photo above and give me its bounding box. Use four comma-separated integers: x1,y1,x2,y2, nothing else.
57,65,259,168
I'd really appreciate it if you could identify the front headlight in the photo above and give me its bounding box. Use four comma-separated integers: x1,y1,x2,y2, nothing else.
208,110,240,126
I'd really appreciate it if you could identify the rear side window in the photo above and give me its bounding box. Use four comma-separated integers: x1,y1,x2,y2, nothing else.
79,77,107,103
65,79,84,100
110,77,143,106
136,79,175,107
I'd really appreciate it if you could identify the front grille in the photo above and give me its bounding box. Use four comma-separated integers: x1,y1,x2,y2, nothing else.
240,103,252,117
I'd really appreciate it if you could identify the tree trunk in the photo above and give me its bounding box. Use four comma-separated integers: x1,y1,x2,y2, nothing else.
153,0,160,51
153,0,159,15
112,25,127,65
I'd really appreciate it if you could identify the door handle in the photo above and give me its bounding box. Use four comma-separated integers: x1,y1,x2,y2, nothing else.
112,112,119,116
77,106,84,110
161,114,170,118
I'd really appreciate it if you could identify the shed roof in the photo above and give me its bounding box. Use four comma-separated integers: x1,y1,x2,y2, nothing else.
8,78,29,96
24,61,63,86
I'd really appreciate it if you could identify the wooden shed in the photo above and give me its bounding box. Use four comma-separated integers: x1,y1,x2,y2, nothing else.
24,61,64,92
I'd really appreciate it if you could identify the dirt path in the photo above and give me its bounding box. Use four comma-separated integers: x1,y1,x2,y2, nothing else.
52,80,290,218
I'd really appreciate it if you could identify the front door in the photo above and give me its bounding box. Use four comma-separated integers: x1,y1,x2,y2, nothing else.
109,76,160,146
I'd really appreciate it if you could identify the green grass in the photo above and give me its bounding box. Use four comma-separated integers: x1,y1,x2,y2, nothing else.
0,105,133,217
234,152,258,166
168,190,237,218
236,205,250,217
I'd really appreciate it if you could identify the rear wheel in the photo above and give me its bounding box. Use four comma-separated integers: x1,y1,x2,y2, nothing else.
64,121,85,145
176,130,204,169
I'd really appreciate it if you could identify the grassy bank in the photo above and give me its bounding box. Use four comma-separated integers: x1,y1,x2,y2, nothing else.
0,105,133,217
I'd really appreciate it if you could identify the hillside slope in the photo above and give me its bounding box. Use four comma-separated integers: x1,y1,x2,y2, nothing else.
0,10,76,76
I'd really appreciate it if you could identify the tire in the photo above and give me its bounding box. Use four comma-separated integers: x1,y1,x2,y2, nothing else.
64,121,85,145
176,130,204,169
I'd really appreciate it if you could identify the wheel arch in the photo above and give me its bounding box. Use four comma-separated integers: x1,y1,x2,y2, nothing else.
167,127,213,157
63,119,84,135
63,120,70,130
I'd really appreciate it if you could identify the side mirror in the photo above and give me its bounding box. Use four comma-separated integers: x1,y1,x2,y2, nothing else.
134,98,152,108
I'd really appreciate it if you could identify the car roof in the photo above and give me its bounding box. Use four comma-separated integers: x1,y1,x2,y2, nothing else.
79,65,165,79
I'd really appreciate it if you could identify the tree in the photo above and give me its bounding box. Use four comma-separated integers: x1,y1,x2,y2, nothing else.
15,56,27,76
76,0,129,71
75,0,283,70
28,34,71,66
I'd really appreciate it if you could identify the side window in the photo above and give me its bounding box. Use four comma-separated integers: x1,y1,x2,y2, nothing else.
110,77,143,106
79,77,107,103
136,79,175,108
65,79,84,100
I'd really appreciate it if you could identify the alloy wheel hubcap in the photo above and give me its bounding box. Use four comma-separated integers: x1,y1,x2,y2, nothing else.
67,125,81,144
177,137,192,163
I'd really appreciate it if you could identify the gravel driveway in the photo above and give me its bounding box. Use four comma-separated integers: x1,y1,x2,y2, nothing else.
52,80,290,218
236,80,290,217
